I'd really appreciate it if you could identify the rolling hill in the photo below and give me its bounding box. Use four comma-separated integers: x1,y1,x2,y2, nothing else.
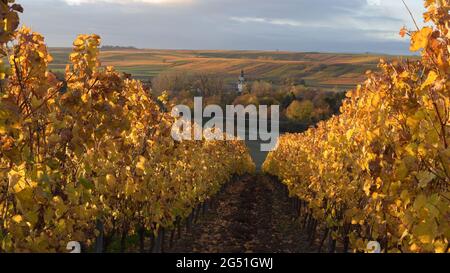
49,48,404,91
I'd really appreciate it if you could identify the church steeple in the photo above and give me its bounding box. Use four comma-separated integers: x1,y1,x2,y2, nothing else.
237,70,246,93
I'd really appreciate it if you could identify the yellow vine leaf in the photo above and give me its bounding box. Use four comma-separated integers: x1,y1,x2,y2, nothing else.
410,27,433,51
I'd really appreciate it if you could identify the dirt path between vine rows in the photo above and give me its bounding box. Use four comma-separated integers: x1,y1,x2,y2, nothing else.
169,175,315,253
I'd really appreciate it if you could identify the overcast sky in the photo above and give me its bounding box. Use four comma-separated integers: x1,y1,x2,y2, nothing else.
19,0,426,54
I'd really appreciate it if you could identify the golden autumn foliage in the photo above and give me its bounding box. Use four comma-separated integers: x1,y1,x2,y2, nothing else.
285,100,314,123
264,0,450,253
0,1,254,252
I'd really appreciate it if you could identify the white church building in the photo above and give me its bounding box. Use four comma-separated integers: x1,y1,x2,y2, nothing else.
237,70,246,93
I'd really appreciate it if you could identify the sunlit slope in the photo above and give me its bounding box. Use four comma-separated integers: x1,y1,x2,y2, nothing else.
49,48,402,89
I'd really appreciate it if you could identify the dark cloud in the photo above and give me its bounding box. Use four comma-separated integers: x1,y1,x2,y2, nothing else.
18,0,424,54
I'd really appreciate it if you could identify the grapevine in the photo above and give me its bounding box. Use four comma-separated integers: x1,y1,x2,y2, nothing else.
0,1,255,252
264,0,450,253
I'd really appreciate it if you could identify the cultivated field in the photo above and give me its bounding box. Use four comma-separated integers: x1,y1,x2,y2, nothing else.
49,48,403,90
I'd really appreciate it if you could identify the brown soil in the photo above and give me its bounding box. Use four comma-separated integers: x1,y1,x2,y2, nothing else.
168,175,315,253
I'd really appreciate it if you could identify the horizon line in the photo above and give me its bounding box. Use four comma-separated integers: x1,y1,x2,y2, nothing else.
47,46,418,57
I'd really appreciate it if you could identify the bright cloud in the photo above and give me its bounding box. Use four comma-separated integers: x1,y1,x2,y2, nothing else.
367,0,381,6
63,0,191,5
229,17,337,28
229,17,267,24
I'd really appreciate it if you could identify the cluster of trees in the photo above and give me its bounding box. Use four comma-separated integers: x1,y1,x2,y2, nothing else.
151,71,234,107
284,85,346,123
233,80,346,125
150,71,346,129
